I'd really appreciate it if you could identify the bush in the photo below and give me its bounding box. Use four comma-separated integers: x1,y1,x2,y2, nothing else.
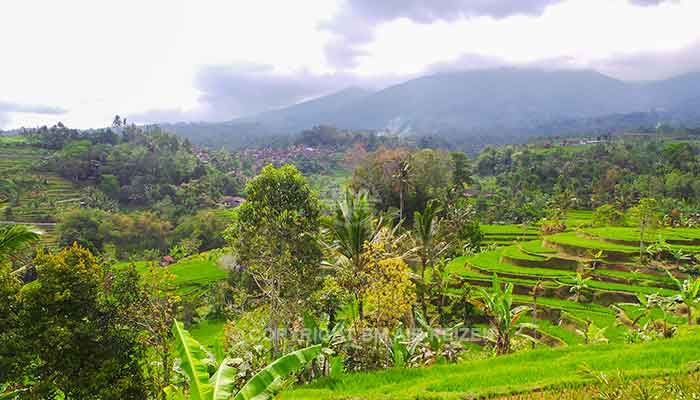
592,204,626,227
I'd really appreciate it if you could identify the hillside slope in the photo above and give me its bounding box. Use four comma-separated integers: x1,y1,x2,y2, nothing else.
166,68,700,147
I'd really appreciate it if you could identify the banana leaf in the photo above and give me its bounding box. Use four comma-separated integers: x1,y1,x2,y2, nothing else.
233,344,321,400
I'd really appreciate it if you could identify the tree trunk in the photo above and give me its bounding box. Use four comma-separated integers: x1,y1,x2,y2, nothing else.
161,346,171,400
497,331,510,355
532,296,538,349
357,293,364,321
399,186,404,221
269,297,280,358
419,256,427,317
640,224,645,262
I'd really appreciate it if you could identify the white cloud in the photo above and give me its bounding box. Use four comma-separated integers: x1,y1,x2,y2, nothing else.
0,0,698,129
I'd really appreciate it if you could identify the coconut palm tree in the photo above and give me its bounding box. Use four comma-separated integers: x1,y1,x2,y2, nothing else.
324,189,382,320
0,224,39,264
413,199,448,316
166,320,321,400
392,158,413,221
471,276,533,355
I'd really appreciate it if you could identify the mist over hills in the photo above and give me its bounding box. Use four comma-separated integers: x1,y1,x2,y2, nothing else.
163,68,700,148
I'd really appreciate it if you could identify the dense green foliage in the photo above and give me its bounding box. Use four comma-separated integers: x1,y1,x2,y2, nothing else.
24,124,243,214
3,244,149,398
4,130,700,399
473,140,700,223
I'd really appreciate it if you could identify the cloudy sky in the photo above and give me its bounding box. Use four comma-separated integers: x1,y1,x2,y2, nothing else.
1,0,700,129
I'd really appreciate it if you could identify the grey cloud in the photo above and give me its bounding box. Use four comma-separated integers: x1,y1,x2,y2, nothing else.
0,101,67,129
628,0,677,5
130,63,401,124
426,53,512,74
594,40,700,81
424,42,700,82
321,0,685,68
321,0,566,68
0,101,66,115
131,38,700,125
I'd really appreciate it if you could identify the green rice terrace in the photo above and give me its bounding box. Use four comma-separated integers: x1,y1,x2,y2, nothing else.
284,331,700,399
448,225,699,348
0,136,84,247
281,224,700,399
480,210,593,247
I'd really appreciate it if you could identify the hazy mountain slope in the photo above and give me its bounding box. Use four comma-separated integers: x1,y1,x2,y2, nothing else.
325,69,648,135
164,68,700,148
241,87,373,132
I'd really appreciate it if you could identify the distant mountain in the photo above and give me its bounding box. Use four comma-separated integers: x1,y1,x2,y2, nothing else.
240,87,373,131
165,68,700,148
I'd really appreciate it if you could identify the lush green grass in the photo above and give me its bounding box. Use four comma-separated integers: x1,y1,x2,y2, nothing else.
501,245,549,261
169,256,228,295
545,232,638,253
521,314,582,345
519,240,558,254
0,135,30,145
583,227,700,243
481,225,540,236
564,209,594,227
467,249,573,278
512,294,627,342
284,332,700,399
114,252,228,296
594,268,674,286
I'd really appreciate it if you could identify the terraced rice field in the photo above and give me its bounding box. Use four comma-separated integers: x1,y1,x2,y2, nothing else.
1,138,84,247
481,210,594,247
450,226,697,346
481,224,540,246
114,251,229,297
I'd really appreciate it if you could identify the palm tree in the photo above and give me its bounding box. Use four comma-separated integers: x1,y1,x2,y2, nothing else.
413,200,446,316
167,320,321,400
471,276,533,355
325,189,382,320
392,158,413,221
0,224,39,264
665,269,700,325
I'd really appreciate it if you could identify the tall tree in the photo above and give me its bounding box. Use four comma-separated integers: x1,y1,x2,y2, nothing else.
17,244,148,398
324,189,382,321
630,197,658,262
225,165,322,357
413,199,445,316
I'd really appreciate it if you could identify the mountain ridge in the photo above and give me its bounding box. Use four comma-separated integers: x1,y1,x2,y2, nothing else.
163,67,700,148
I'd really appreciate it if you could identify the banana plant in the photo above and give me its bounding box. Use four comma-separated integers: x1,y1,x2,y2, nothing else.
665,269,700,325
471,275,534,355
167,320,321,400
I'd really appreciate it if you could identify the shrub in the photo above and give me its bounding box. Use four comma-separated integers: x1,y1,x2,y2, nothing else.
592,204,626,227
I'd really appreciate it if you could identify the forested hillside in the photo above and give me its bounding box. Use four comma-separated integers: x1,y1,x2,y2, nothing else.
3,128,700,399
